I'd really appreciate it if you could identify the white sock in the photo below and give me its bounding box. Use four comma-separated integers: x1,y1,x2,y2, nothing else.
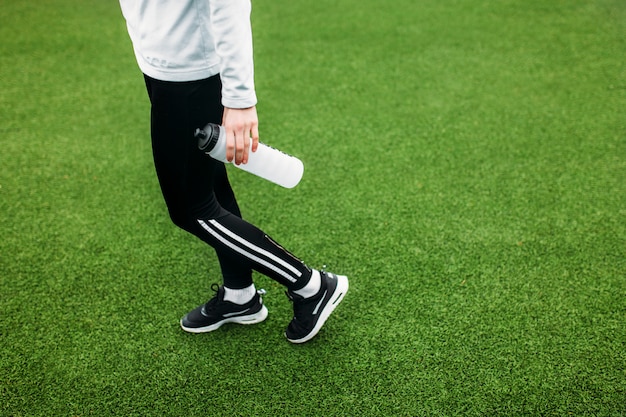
293,269,321,299
223,283,256,305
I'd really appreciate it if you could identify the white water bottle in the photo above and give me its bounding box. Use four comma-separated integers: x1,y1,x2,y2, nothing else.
195,123,304,189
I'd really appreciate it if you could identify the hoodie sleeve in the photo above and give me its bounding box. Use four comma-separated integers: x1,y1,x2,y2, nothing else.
209,0,257,109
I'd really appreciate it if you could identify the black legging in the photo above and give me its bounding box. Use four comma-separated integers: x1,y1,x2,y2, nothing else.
143,74,312,290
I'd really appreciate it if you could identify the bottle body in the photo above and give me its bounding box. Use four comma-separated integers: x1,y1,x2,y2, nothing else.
195,123,304,189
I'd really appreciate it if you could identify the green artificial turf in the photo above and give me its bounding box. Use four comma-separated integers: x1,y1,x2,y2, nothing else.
1,0,624,415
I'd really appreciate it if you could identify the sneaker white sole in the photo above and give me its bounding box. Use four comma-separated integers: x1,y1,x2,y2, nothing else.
287,274,349,344
180,305,268,334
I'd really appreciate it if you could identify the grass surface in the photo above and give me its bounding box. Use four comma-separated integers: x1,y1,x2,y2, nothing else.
1,0,625,415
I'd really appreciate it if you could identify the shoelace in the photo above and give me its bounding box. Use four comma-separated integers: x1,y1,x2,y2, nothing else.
202,283,222,314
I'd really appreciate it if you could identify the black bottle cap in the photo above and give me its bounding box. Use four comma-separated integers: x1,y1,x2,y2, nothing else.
195,123,220,153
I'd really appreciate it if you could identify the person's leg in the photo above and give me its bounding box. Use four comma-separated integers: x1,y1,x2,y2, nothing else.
145,75,249,287
144,74,313,290
144,74,348,341
212,160,255,291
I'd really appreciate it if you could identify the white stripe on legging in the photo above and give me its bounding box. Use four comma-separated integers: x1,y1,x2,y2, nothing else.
197,219,300,283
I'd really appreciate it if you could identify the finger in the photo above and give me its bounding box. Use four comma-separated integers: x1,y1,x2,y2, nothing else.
251,123,259,153
225,128,235,162
235,127,245,165
242,129,251,164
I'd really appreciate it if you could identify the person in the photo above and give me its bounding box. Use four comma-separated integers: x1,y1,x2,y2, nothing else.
118,0,348,343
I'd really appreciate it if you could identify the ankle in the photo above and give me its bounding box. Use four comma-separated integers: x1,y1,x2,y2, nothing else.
292,270,321,299
223,283,256,305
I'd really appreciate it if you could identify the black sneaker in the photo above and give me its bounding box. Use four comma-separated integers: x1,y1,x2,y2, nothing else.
180,284,268,333
285,271,349,344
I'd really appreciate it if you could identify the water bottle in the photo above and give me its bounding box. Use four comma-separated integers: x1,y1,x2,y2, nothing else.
195,123,304,189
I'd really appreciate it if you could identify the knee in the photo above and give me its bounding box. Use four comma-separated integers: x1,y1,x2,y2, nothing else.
167,204,224,232
167,208,195,232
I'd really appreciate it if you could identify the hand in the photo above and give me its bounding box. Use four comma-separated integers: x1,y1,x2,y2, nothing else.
222,106,259,165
